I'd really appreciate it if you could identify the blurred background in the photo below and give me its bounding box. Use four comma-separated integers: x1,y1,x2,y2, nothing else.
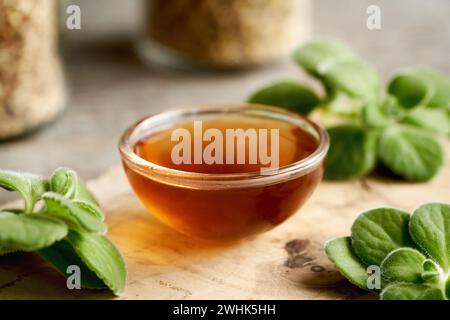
1,0,449,203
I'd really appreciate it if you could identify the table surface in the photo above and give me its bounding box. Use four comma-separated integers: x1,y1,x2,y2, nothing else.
1,0,450,204
2,149,449,300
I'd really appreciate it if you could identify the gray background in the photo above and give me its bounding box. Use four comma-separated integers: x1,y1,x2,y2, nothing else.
1,0,449,203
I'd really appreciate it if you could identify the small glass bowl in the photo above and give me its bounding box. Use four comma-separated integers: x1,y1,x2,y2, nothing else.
119,105,329,242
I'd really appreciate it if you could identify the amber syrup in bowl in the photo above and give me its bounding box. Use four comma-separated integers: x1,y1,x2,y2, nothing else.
119,105,329,242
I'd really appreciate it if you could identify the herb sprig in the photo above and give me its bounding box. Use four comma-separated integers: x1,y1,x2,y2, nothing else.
248,39,450,181
0,168,126,295
325,203,450,300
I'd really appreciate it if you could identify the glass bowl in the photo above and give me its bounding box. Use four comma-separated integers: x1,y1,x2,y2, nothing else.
119,104,329,242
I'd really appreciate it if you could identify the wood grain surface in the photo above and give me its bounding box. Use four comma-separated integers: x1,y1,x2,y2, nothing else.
1,142,450,300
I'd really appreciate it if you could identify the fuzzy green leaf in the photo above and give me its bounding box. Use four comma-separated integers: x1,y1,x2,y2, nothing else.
293,39,356,76
248,81,321,115
421,259,440,282
0,246,17,255
325,237,369,290
0,212,68,253
446,277,450,299
388,74,430,109
362,101,392,129
378,125,444,181
422,259,439,273
401,108,450,136
324,125,378,180
390,69,450,110
379,95,406,119
381,283,445,300
319,59,380,101
65,230,127,295
73,200,104,221
381,248,426,283
0,170,49,213
410,203,450,271
51,168,99,207
417,69,450,109
38,240,108,290
351,208,415,266
42,192,107,234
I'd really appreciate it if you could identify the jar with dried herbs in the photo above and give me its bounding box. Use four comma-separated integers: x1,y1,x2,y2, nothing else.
0,0,66,139
139,0,312,69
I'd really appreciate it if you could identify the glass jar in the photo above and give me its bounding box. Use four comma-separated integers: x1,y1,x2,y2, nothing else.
138,0,312,69
0,0,66,140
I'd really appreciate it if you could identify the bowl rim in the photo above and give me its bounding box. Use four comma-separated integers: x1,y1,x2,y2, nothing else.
119,104,329,188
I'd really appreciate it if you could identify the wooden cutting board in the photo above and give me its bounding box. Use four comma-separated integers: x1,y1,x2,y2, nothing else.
1,145,450,300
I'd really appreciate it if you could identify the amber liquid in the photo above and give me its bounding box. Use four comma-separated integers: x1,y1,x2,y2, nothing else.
124,115,324,241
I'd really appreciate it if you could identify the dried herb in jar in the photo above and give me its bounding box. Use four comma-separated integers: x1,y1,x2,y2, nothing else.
0,0,66,139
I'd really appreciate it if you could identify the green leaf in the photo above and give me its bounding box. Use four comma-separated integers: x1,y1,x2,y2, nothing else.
38,240,107,290
293,39,356,75
421,259,441,282
410,203,450,271
351,208,414,266
381,248,426,283
324,92,364,115
379,95,406,119
65,230,127,295
362,101,391,129
42,192,107,234
388,74,430,109
423,259,439,272
324,125,378,180
0,170,49,213
390,69,450,110
446,277,450,299
248,81,321,115
49,168,104,220
0,245,18,256
51,168,99,207
73,200,104,221
381,283,445,300
401,108,450,136
319,59,380,101
421,273,440,283
417,69,450,110
0,212,68,253
378,125,444,181
325,237,368,290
